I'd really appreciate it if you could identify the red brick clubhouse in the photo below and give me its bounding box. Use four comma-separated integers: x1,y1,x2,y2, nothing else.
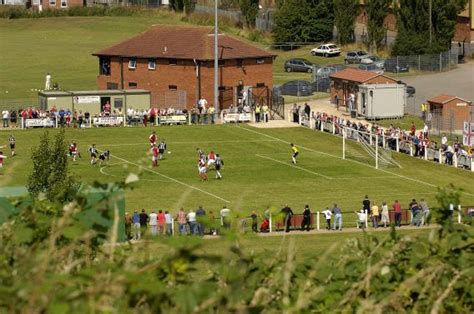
93,26,275,109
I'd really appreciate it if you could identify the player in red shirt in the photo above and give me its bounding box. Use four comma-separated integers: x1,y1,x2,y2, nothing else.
0,150,6,175
151,144,159,167
149,131,157,148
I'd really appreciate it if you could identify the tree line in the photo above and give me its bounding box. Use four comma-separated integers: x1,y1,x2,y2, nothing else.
170,0,467,56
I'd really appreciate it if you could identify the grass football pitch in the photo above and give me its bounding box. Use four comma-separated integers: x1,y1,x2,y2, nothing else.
2,124,473,228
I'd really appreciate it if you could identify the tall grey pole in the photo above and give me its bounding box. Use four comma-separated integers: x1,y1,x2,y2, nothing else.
214,0,219,112
429,0,432,46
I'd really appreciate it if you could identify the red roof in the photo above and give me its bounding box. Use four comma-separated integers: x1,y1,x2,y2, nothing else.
93,26,275,60
329,68,391,83
428,94,472,105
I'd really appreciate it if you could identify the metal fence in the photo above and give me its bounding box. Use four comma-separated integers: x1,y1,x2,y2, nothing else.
194,4,242,23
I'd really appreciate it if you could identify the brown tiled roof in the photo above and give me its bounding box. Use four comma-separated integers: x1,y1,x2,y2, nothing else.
428,94,472,105
330,68,384,83
93,26,274,60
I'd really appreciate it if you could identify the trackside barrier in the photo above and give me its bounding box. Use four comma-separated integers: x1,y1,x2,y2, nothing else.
129,205,473,238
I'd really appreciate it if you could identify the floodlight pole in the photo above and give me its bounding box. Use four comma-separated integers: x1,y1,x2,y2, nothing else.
214,0,219,113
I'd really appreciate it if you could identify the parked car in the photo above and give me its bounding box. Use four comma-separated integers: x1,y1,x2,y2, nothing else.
284,58,318,73
397,81,416,97
310,44,341,57
312,77,331,92
315,64,346,78
384,58,410,73
344,50,369,64
275,80,314,96
358,63,384,74
360,55,385,69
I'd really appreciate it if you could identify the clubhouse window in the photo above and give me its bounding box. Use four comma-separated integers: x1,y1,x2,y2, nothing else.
49,0,56,5
148,59,156,71
106,82,118,90
236,59,243,67
256,82,265,88
256,58,265,64
114,98,123,109
61,0,67,7
169,59,177,65
128,58,137,70
128,82,137,89
168,85,177,90
218,60,225,66
100,57,111,76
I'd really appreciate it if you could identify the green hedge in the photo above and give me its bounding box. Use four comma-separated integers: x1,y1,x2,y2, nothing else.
0,5,155,19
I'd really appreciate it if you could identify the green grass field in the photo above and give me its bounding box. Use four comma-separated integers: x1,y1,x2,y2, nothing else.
2,124,473,226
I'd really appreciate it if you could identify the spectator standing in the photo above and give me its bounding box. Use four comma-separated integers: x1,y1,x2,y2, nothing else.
10,110,17,128
139,209,148,236
332,204,342,231
301,205,311,231
208,105,216,124
165,211,173,236
196,206,206,236
149,210,158,236
392,200,402,227
124,212,132,240
420,199,430,226
220,206,231,229
2,110,9,128
187,209,197,235
371,204,379,228
409,199,420,226
262,104,269,122
250,211,258,232
157,210,166,235
132,210,141,240
363,195,371,216
322,207,332,230
176,208,187,235
281,204,294,233
381,202,390,228
255,104,261,123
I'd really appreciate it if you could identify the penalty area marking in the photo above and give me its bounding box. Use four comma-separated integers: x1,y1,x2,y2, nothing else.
237,126,474,198
255,154,333,180
99,162,171,182
107,153,231,203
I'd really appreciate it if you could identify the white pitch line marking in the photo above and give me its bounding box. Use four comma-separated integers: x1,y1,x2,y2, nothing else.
102,139,279,147
99,163,171,182
256,154,333,180
107,153,231,203
237,125,474,198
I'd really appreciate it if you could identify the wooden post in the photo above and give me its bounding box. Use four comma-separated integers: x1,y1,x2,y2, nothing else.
396,137,400,152
316,212,320,230
364,210,368,228
171,218,175,235
269,212,273,233
410,146,413,157
332,121,336,134
375,134,379,169
453,153,458,168
424,146,428,160
320,121,324,132
439,149,443,164
309,112,315,129
457,205,462,224
382,133,386,148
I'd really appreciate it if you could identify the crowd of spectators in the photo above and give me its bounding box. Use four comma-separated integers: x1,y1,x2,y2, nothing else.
123,195,449,239
289,105,473,168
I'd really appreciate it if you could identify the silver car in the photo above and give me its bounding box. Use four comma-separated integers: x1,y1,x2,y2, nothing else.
358,63,384,75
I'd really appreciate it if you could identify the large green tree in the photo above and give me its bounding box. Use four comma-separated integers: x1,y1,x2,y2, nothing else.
169,0,195,14
27,130,77,202
366,0,391,52
239,0,259,28
273,0,334,44
333,0,359,45
392,0,467,55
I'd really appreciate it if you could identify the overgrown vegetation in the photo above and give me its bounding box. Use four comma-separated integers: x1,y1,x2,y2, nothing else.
272,0,334,44
366,0,391,52
392,0,467,55
239,0,259,28
1,174,472,312
333,0,359,45
27,130,77,202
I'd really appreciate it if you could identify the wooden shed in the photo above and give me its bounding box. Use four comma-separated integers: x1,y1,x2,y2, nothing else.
427,95,473,133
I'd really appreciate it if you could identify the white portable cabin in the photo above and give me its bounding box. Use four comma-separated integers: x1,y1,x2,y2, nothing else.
357,84,406,119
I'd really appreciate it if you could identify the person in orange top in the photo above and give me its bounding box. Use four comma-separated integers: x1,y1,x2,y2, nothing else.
157,210,166,235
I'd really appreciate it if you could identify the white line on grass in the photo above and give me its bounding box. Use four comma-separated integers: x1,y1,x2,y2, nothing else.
237,126,474,197
256,154,333,180
103,139,279,147
107,153,231,203
99,163,171,183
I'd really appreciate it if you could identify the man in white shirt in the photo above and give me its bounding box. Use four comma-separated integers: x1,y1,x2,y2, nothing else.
220,206,231,228
2,110,9,128
321,208,332,230
148,210,158,236
355,210,367,229
165,211,173,235
187,209,197,235
45,72,51,90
